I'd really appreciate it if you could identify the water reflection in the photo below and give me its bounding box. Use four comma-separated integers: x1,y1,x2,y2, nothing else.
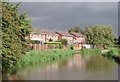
2,54,118,80
84,55,115,72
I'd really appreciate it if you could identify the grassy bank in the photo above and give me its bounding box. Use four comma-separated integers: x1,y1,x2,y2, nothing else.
102,48,120,62
80,47,101,55
16,49,77,67
102,48,120,57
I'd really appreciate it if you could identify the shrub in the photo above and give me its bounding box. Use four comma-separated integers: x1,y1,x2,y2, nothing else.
59,44,63,49
59,39,68,46
102,49,114,57
70,44,74,50
44,42,61,44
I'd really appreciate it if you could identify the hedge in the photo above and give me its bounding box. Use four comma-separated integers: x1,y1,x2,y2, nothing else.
44,42,61,44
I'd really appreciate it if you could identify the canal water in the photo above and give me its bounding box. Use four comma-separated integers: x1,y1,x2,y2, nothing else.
2,53,118,80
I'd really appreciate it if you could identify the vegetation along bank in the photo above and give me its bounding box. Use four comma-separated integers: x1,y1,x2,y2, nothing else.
102,48,120,63
15,49,77,68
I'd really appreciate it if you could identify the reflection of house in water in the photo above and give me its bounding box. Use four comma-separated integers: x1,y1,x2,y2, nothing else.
67,54,84,68
44,63,58,72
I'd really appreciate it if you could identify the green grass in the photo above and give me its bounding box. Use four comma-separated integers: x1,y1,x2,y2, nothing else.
16,49,76,67
80,47,101,55
102,48,120,57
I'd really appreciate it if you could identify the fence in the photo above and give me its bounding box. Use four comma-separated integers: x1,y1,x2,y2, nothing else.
29,43,83,50
29,44,59,50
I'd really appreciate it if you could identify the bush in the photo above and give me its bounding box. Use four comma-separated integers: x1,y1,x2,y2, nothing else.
102,49,114,57
59,39,68,46
70,44,74,50
44,42,61,44
59,44,63,49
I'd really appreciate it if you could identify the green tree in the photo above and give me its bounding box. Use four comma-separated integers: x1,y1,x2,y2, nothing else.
114,38,118,44
68,26,84,34
2,2,32,69
84,24,115,48
118,36,120,45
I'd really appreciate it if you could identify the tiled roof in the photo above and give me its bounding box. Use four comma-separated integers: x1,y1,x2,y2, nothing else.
55,31,73,36
29,29,57,35
70,32,83,36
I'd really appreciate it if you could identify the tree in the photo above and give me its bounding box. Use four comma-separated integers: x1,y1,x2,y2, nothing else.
84,24,115,48
2,2,32,69
114,38,118,44
118,36,120,45
68,26,84,34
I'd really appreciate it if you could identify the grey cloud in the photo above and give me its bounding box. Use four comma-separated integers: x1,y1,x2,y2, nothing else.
17,2,118,37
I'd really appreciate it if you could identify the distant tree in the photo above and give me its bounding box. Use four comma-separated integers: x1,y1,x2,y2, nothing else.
68,26,84,34
84,24,115,48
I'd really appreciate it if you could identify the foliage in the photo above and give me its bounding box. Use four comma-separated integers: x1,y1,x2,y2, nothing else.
16,49,76,67
59,39,68,46
68,26,84,34
44,42,61,44
80,47,101,55
118,36,120,45
84,24,115,47
59,44,63,49
70,44,74,50
2,2,32,70
114,38,118,44
81,46,87,54
102,48,120,57
28,40,40,44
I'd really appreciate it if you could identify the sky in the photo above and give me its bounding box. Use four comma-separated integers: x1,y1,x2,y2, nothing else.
17,2,118,37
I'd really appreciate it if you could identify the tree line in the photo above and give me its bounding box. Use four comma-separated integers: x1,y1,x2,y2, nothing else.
68,25,119,48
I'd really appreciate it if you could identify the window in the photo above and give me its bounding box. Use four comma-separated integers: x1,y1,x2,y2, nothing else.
37,33,40,36
55,34,57,37
48,34,50,37
31,33,34,36
41,34,43,37
80,36,81,39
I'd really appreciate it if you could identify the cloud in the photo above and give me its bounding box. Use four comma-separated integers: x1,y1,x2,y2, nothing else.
17,2,118,37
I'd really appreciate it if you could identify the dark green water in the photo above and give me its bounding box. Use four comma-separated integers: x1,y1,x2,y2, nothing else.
2,54,118,80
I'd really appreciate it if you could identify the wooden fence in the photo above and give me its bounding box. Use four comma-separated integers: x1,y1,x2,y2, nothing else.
29,43,83,50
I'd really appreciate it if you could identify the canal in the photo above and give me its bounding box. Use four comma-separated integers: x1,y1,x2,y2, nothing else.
2,53,119,80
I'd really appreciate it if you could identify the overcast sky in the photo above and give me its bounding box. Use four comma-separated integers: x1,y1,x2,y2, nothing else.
17,2,118,37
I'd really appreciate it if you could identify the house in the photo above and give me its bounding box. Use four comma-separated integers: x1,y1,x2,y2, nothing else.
55,31,73,42
45,31,58,42
69,32,85,44
25,29,59,43
25,29,86,50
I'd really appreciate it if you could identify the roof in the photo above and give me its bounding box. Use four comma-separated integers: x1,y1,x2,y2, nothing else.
55,31,73,36
69,32,84,36
29,29,57,35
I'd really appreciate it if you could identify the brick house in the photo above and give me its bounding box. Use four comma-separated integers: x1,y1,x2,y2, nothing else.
69,32,85,44
25,29,59,42
25,29,86,50
55,31,73,42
